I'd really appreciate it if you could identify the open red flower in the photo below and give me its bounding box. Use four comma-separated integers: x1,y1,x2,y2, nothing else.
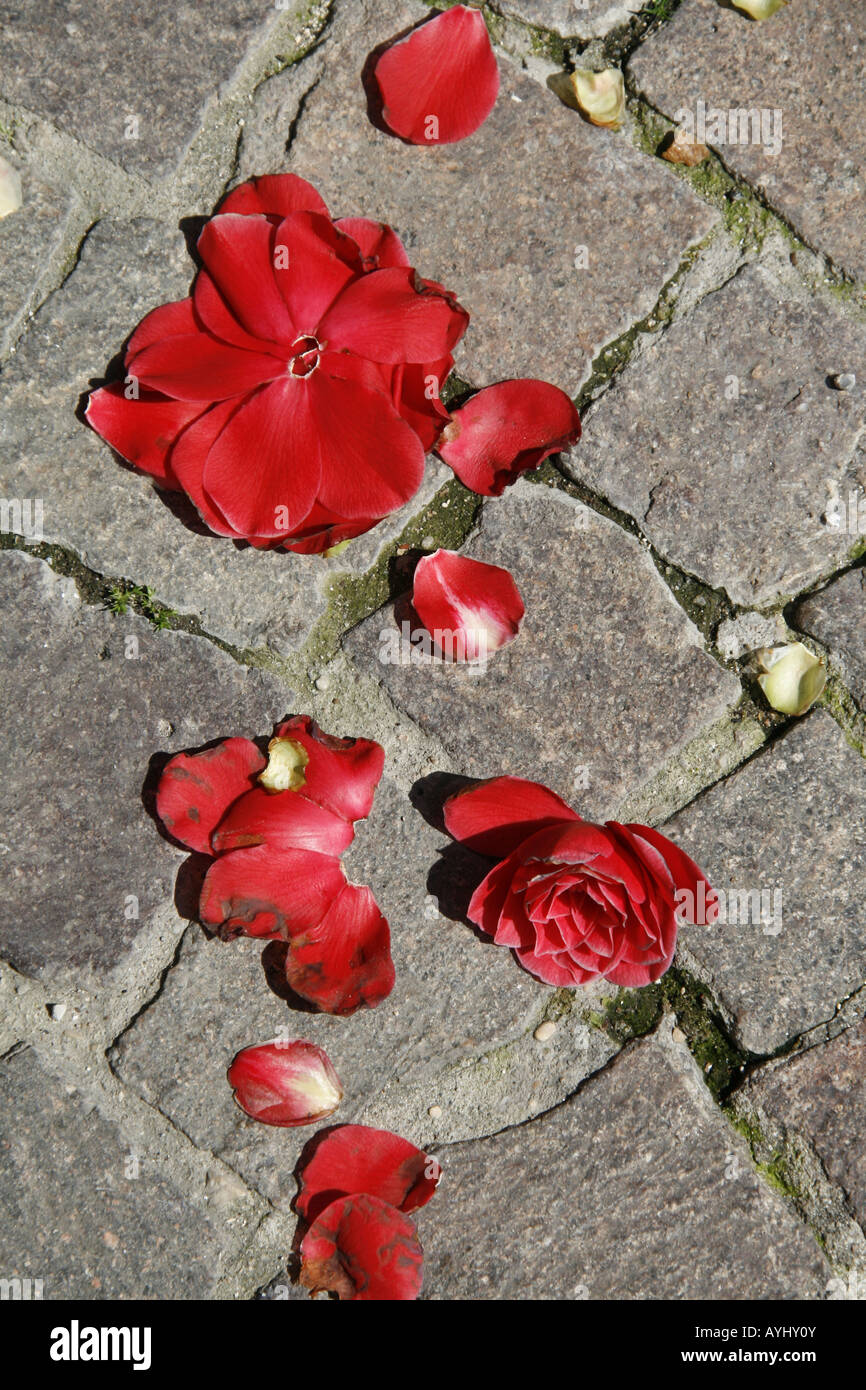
373,5,500,146
437,379,582,495
227,1040,342,1127
296,1124,441,1224
444,776,716,988
299,1194,424,1300
411,549,524,662
155,716,395,1014
86,174,468,554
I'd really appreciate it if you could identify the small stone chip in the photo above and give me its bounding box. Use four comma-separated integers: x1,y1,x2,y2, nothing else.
428,1104,443,1119
534,1020,557,1043
671,1026,686,1044
830,372,856,391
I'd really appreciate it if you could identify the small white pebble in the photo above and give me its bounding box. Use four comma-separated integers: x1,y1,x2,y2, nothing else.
704,1062,713,1073
314,674,330,692
48,1002,67,1021
428,1104,442,1119
671,1025,686,1044
534,1020,557,1043
421,535,436,550
830,372,856,391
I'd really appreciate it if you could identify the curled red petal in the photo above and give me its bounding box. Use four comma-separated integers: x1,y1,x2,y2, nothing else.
212,786,355,856
199,844,346,940
299,1194,423,1301
227,1041,342,1128
217,173,329,220
85,384,205,484
373,5,500,146
411,549,525,661
155,738,265,854
443,774,580,858
284,882,395,1016
437,379,581,496
318,266,468,365
296,1123,440,1222
272,716,385,823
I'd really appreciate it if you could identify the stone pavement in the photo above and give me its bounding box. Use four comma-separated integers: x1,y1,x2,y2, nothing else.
0,0,863,1302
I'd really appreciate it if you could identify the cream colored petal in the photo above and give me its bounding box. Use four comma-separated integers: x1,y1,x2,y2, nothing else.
757,643,826,717
568,68,626,131
732,0,788,19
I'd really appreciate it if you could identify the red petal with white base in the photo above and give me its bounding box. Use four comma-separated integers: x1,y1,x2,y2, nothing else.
318,267,468,365
272,716,385,823
437,380,582,496
227,1041,342,1127
155,738,265,854
217,173,328,220
443,774,580,858
411,549,525,662
212,786,355,856
199,845,346,940
284,883,395,1015
296,1123,440,1222
85,385,205,484
299,1194,423,1301
373,5,500,146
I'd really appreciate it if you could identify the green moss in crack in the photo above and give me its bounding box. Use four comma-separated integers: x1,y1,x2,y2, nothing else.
600,985,664,1045
661,969,750,1099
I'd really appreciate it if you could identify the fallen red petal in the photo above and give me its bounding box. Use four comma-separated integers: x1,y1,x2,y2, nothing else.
437,379,581,496
373,5,500,146
299,1194,423,1301
296,1123,440,1222
227,1040,342,1127
85,385,205,484
198,844,346,940
273,716,385,824
411,549,525,661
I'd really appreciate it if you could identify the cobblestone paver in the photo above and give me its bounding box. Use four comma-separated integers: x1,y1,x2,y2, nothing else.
1,0,864,1303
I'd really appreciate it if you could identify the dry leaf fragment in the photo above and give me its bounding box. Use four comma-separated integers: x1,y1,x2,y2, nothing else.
661,126,709,167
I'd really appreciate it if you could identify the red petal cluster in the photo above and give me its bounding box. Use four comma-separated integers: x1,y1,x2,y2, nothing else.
411,549,525,662
373,5,500,146
444,776,717,987
437,379,582,495
156,716,395,1014
297,1125,441,1301
87,174,467,554
227,1040,342,1127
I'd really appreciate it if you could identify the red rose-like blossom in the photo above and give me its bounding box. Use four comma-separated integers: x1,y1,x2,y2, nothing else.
411,549,524,662
86,174,467,554
155,717,395,1014
373,5,500,146
437,379,582,496
296,1124,441,1223
299,1194,424,1301
444,776,716,988
227,1040,342,1127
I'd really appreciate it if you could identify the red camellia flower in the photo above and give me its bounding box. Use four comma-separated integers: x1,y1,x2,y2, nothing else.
437,379,582,496
86,173,468,554
444,776,716,987
296,1124,441,1223
155,716,395,1014
373,5,500,146
227,1040,343,1127
299,1194,424,1301
411,549,524,662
